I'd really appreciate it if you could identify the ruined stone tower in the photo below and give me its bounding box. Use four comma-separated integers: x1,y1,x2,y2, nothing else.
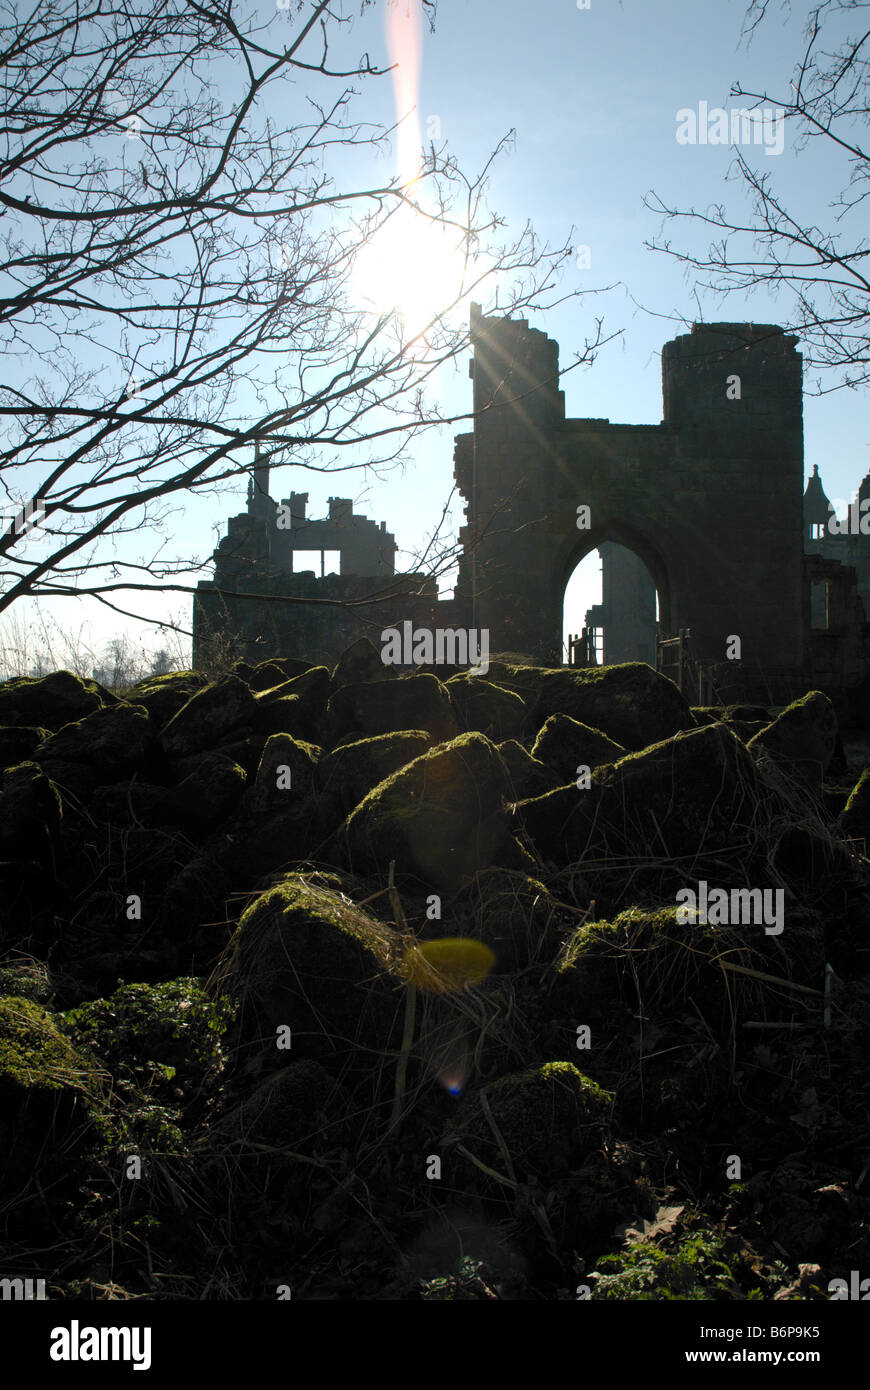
454,309,806,678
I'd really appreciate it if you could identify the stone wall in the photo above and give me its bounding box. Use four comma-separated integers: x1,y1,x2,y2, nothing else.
193,572,464,670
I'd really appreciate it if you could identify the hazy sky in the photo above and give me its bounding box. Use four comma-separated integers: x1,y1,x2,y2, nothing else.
6,0,867,667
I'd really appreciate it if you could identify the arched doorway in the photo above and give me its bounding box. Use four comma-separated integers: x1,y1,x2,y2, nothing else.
563,542,659,667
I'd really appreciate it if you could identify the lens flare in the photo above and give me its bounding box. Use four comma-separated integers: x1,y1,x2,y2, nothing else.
385,0,424,190
351,1,475,332
430,1029,471,1095
403,937,496,993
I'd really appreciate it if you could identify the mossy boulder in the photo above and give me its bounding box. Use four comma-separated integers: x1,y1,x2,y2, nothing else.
162,675,256,757
257,656,312,682
526,662,695,751
90,762,246,835
32,756,100,805
748,690,839,794
0,725,50,766
0,761,62,858
327,673,458,746
445,674,526,741
123,671,208,727
211,734,268,779
220,795,323,883
554,906,738,1028
316,730,431,817
0,996,108,1202
331,636,396,692
517,723,763,876
531,713,625,782
445,1062,611,1190
219,876,402,1079
446,868,565,972
205,1060,353,1213
154,855,231,964
497,739,562,801
252,667,331,740
256,664,331,706
37,702,155,781
554,902,820,1032
483,660,556,696
90,780,179,830
246,734,321,812
342,732,514,893
211,1059,350,1155
248,660,294,693
250,694,308,738
169,750,248,828
0,669,112,730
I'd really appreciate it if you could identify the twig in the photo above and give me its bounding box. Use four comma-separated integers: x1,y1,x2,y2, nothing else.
387,859,409,934
455,1141,517,1190
548,896,596,921
479,1089,517,1185
717,959,824,996
742,1021,813,1030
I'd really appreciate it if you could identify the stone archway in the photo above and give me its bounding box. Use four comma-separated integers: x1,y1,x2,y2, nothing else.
563,533,663,667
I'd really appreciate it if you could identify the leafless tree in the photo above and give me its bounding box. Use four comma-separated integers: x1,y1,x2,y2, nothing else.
0,0,607,633
644,0,870,392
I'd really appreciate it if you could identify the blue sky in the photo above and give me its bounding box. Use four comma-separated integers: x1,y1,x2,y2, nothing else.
7,0,867,667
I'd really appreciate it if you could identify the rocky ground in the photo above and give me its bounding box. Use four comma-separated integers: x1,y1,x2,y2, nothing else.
2,641,870,1300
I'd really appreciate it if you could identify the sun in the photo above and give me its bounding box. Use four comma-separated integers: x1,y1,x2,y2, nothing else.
351,204,472,334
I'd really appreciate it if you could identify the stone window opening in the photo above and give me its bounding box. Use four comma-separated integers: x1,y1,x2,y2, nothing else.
810,579,830,630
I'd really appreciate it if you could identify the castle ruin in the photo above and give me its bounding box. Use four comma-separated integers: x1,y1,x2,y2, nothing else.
194,306,870,705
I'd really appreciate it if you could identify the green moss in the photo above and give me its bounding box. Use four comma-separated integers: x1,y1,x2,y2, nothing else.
0,957,51,1002
60,978,232,1104
445,674,526,740
0,997,112,1170
220,875,402,1069
344,731,513,892
123,671,208,725
555,906,733,1023
0,670,107,728
0,996,96,1090
237,877,399,965
531,713,624,781
130,671,202,690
